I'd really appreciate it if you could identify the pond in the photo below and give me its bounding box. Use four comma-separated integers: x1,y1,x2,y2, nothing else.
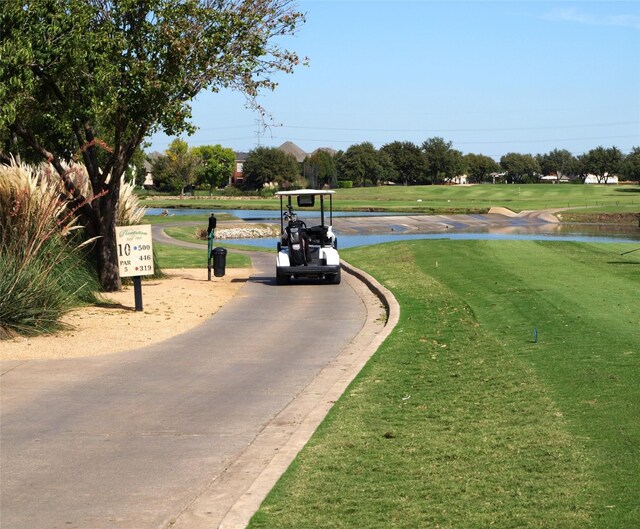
215,229,640,250
147,208,640,249
145,208,392,220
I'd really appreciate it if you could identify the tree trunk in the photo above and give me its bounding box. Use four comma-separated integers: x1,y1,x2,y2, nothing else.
94,192,122,292
88,161,124,292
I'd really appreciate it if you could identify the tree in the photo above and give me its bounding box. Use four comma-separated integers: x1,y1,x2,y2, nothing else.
336,142,386,186
537,149,577,180
499,153,541,183
619,147,640,182
421,137,464,185
302,149,337,189
192,144,235,193
242,147,301,190
380,141,425,185
464,153,500,183
151,139,200,194
582,146,624,183
0,0,305,291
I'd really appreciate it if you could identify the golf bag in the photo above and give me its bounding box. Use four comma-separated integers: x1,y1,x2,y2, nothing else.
286,220,310,266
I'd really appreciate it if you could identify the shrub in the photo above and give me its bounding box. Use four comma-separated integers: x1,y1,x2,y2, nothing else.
338,180,353,188
0,161,100,337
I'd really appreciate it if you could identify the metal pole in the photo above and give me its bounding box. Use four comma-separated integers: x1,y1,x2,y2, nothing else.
207,213,216,280
279,195,284,234
133,276,143,311
207,231,213,281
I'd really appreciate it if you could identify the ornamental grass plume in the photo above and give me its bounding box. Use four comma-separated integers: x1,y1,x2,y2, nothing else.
39,161,147,226
0,160,100,338
117,169,146,226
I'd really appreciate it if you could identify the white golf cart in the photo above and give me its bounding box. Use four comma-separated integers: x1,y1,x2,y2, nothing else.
275,189,341,285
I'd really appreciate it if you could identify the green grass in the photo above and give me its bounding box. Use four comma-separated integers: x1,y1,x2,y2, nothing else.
334,183,640,213
154,242,251,268
141,184,640,215
248,240,640,529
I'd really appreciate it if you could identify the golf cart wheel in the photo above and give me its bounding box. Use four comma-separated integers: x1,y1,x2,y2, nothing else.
326,267,341,285
276,269,289,285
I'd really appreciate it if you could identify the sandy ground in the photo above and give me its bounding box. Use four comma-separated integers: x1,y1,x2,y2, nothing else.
0,268,249,361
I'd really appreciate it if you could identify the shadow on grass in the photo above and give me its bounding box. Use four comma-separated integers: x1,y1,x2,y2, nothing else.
608,261,640,266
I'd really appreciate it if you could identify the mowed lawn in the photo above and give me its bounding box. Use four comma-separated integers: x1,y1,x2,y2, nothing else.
249,240,640,529
143,183,640,214
335,183,640,214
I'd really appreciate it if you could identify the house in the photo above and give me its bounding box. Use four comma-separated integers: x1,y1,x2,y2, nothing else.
541,172,572,183
231,152,249,186
584,173,619,184
142,160,155,189
446,174,468,185
142,154,162,189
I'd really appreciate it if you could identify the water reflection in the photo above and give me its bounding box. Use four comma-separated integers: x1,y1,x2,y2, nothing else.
145,208,391,220
217,229,640,250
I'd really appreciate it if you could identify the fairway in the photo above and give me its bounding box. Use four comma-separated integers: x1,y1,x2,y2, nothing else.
249,240,640,529
143,184,640,215
335,184,640,214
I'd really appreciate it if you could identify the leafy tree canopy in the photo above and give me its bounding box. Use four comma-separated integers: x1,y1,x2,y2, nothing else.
581,146,624,183
0,0,305,290
192,144,235,192
619,146,640,182
380,141,425,185
422,137,464,185
500,152,541,184
151,139,200,194
464,153,500,183
242,146,301,190
302,149,337,189
337,142,387,186
536,149,577,178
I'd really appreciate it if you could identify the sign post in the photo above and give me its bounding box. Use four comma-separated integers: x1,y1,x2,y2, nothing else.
115,224,154,311
207,213,216,281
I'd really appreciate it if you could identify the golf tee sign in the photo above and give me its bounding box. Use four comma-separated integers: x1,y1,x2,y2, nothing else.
115,225,154,277
115,224,154,312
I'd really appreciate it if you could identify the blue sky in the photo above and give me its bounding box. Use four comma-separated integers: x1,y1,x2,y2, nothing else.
147,0,640,160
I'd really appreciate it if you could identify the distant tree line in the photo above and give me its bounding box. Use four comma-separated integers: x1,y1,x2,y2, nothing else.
152,138,640,192
151,139,235,194
242,141,640,190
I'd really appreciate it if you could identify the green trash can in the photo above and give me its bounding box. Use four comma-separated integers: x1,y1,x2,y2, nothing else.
212,247,227,277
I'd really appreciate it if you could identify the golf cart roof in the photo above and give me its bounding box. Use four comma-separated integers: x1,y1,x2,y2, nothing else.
275,189,335,196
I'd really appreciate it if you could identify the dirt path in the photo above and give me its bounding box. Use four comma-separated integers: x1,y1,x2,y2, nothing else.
0,268,249,361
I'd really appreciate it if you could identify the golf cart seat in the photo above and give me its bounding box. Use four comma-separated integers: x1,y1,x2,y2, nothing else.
306,225,328,245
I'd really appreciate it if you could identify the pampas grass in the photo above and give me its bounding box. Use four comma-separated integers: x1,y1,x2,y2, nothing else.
0,160,100,337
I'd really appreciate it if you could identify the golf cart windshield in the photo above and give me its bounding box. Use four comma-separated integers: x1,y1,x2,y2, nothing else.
275,189,335,230
297,194,315,207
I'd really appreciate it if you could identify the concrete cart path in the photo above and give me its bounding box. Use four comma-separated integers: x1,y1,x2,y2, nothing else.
0,251,395,529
